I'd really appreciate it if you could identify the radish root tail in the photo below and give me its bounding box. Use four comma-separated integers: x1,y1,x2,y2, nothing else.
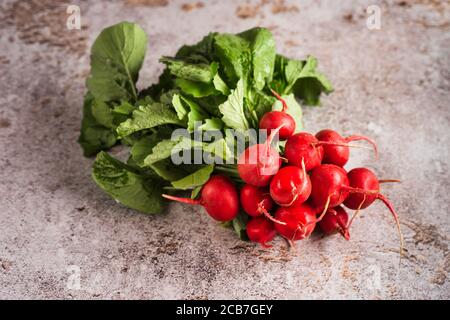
292,224,306,241
303,195,331,230
162,194,201,205
348,194,367,229
314,141,374,151
377,194,405,258
301,157,307,177
338,224,351,240
258,202,287,226
283,191,299,207
378,179,401,184
328,208,350,240
345,135,378,159
264,125,282,156
315,195,331,224
342,185,379,195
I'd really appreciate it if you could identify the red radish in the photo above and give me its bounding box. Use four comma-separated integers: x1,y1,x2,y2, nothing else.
246,216,276,248
270,163,311,207
343,167,404,254
310,164,350,210
284,132,324,171
315,129,378,167
319,206,350,240
240,184,274,217
273,203,317,241
237,128,282,187
305,198,323,215
162,175,238,222
259,89,295,140
344,168,381,210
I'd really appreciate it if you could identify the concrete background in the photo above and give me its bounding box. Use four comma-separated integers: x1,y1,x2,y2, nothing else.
0,0,449,299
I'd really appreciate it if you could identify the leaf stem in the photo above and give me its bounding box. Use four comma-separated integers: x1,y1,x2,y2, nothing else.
215,165,239,175
119,49,138,101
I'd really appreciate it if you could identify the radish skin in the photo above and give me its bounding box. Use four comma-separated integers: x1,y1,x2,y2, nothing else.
343,167,404,256
237,128,282,187
259,89,296,140
269,164,311,207
246,216,276,247
315,129,378,167
319,206,350,240
274,203,317,241
162,175,239,222
310,164,350,209
240,184,274,217
285,132,324,171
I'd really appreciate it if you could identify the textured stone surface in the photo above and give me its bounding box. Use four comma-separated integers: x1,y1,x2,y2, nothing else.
0,0,449,299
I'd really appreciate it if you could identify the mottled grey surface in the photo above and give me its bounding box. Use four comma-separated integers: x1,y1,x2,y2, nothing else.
0,0,449,299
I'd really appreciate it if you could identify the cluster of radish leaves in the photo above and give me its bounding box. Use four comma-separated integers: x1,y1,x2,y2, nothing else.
79,22,333,239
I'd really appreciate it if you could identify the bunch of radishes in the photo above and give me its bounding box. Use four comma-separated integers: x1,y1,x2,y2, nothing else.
163,92,403,255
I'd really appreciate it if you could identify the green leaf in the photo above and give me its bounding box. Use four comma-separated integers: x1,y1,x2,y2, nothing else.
87,22,147,102
92,151,164,214
139,68,176,100
150,160,188,182
198,118,224,131
163,59,224,98
293,57,333,105
113,101,135,115
172,137,206,153
112,101,135,125
232,211,249,241
130,134,187,181
142,136,205,166
171,94,189,120
142,134,230,167
176,94,208,131
270,54,289,94
116,102,184,138
143,133,233,166
78,93,117,157
284,59,304,93
295,80,322,105
171,164,214,190
130,134,160,166
142,138,182,166
175,78,217,98
284,56,333,105
160,57,217,83
175,32,217,62
195,95,227,118
203,138,234,162
246,88,275,120
238,27,276,91
191,185,202,199
214,33,251,85
218,79,249,131
272,94,303,132
297,56,333,91
91,99,114,129
158,90,176,106
213,73,230,95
